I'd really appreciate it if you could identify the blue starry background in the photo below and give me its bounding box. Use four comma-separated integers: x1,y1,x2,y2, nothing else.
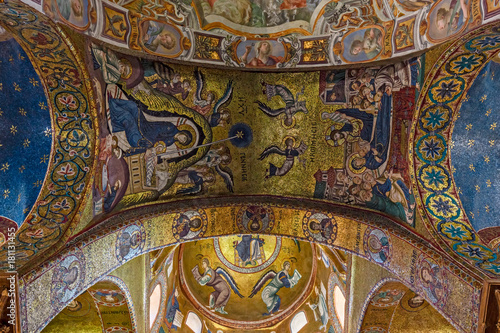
0,38,52,226
451,60,500,232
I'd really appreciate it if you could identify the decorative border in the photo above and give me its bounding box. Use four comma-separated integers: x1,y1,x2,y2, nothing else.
410,22,500,276
0,0,97,270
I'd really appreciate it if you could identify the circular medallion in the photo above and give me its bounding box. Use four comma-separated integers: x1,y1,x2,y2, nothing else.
302,212,338,244
51,249,85,307
399,291,429,312
364,228,392,265
236,205,275,233
369,289,404,307
89,289,127,307
115,223,146,263
172,209,208,241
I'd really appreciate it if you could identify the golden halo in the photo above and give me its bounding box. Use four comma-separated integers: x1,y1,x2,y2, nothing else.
347,153,366,175
176,124,196,149
325,127,345,147
308,218,321,234
153,141,167,154
281,115,296,129
119,58,133,79
281,135,296,147
189,214,203,232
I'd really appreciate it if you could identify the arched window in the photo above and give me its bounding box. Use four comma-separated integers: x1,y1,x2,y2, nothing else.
185,311,202,333
149,284,162,328
334,285,346,329
290,311,308,333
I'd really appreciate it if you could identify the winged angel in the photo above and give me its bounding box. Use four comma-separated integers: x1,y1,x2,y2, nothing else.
259,138,308,179
249,261,301,315
193,69,233,128
192,258,244,315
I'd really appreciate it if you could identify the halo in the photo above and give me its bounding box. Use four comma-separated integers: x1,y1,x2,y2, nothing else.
176,124,197,149
247,218,263,232
281,135,296,147
325,127,345,147
368,234,382,253
189,213,203,232
119,56,144,89
153,141,167,154
281,115,296,129
308,218,321,234
347,153,366,175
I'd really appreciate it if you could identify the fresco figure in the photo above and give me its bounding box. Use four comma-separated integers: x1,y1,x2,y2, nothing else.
44,0,88,27
256,83,308,127
143,21,177,52
435,0,468,35
192,258,243,314
235,235,265,266
249,261,301,315
307,286,328,331
165,286,181,330
194,69,233,126
259,138,308,178
350,85,392,172
350,28,383,59
241,41,283,67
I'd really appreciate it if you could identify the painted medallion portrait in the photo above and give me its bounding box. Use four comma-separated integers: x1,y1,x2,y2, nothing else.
341,26,385,63
43,0,91,30
236,40,286,68
427,0,469,42
141,20,184,57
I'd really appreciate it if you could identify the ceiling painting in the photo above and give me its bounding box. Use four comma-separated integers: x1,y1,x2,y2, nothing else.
87,44,421,230
0,1,97,271
411,21,500,277
27,0,500,68
179,237,316,329
0,36,52,233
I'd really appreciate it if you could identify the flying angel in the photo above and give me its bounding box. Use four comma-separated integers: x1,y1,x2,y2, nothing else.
249,261,301,315
256,82,308,127
192,258,244,315
194,69,233,127
259,138,308,179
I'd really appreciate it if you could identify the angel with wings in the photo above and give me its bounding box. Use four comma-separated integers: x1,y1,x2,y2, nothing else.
152,62,191,100
249,261,302,316
259,138,308,179
192,258,244,315
195,145,234,193
255,82,308,127
192,69,233,126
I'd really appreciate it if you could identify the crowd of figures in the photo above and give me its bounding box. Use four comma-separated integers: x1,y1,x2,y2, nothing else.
91,44,236,216
317,62,417,224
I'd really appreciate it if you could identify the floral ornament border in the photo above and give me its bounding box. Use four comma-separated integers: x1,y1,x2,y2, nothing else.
410,22,500,276
0,0,97,270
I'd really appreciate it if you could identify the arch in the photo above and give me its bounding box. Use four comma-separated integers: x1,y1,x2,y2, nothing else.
357,278,409,333
20,197,482,333
357,278,460,332
89,276,138,333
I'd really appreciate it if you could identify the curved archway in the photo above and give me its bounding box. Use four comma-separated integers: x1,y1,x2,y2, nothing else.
22,197,481,333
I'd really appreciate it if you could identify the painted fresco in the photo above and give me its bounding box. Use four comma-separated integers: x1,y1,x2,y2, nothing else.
427,0,470,42
179,237,315,328
0,37,52,231
89,45,422,227
43,0,92,30
194,0,323,34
